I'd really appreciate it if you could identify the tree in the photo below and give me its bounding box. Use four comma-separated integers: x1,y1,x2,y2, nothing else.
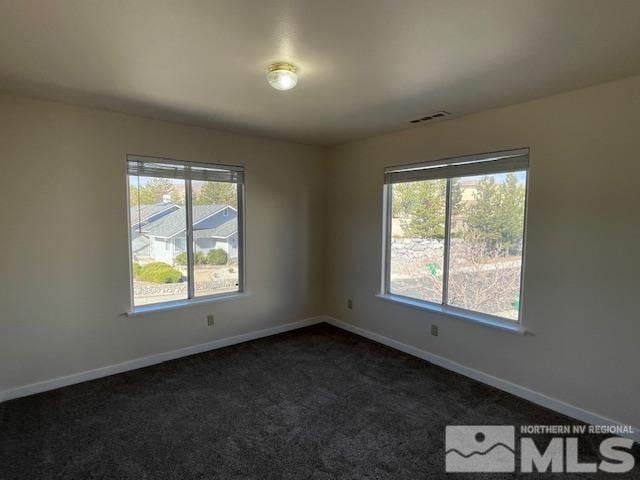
129,184,140,207
129,178,184,206
463,173,525,253
393,179,461,239
388,174,525,320
194,182,236,206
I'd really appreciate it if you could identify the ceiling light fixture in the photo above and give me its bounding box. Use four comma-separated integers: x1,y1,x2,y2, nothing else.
267,62,298,91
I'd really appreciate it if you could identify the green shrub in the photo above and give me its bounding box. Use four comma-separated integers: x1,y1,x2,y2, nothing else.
136,262,182,284
194,251,208,265
207,248,228,265
175,252,188,266
176,251,207,265
132,262,142,278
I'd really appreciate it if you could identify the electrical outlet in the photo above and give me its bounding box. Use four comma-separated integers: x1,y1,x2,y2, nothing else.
347,299,353,310
431,324,438,336
207,314,214,326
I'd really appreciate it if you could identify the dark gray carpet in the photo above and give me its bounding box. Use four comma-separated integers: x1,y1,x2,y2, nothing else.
1,323,638,479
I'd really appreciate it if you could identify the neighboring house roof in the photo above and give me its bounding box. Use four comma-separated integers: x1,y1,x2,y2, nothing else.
130,203,178,227
193,217,237,239
131,235,150,253
143,204,233,238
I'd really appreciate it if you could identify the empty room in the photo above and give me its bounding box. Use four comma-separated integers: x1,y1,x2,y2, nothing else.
1,1,639,478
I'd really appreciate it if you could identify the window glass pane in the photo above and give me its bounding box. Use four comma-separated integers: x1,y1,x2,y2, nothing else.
389,179,446,303
448,171,527,321
129,176,188,306
191,180,240,297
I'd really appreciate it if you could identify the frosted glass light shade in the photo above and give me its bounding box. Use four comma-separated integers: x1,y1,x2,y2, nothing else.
267,63,298,91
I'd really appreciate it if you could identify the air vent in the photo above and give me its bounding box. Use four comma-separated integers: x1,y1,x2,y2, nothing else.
409,111,450,124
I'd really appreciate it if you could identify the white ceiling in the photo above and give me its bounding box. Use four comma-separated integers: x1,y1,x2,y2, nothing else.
2,0,640,145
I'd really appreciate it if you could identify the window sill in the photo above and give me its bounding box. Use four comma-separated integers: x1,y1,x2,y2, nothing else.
126,292,249,317
375,293,526,335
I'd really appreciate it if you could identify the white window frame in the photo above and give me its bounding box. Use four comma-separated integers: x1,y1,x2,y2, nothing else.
379,148,530,334
125,155,247,315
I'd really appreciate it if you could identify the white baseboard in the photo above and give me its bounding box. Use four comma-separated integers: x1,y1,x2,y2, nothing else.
324,316,640,443
3,314,637,443
0,316,324,403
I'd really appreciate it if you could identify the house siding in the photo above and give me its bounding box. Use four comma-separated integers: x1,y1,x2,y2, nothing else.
149,237,175,265
133,206,239,265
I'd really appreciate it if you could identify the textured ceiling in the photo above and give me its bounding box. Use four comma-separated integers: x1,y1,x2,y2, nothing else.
2,0,640,145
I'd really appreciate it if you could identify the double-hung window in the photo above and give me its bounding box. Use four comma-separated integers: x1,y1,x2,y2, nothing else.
127,155,244,310
382,148,529,326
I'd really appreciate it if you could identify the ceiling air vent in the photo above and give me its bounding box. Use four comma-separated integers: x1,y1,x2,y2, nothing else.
409,111,451,124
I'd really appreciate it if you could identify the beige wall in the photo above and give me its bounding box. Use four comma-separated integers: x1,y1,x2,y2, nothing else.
2,75,639,428
325,75,640,427
0,94,326,391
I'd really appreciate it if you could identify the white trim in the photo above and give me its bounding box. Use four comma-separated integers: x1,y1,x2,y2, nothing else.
127,291,249,316
380,149,531,331
376,293,525,334
0,316,324,403
3,314,637,444
324,316,640,443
